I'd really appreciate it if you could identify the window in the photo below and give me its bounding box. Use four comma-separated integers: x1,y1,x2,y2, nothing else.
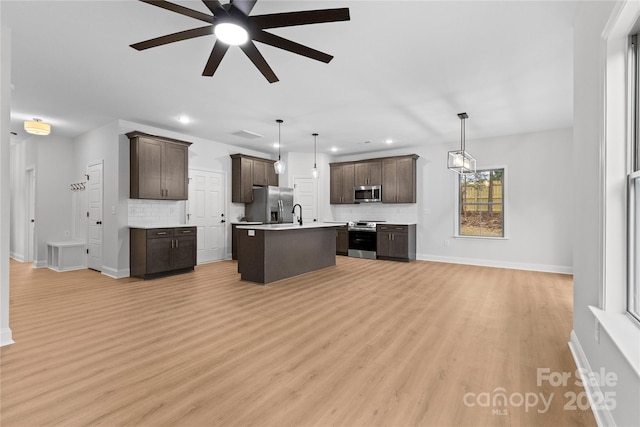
458,168,504,237
628,35,640,322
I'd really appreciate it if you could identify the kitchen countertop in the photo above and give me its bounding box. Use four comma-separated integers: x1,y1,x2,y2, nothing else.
235,222,342,231
128,224,194,229
230,221,263,225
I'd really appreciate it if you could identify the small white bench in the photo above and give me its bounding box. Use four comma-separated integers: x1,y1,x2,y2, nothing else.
46,240,86,272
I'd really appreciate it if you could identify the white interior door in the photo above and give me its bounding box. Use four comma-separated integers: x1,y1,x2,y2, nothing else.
188,169,225,264
87,162,103,271
294,177,318,223
26,168,35,263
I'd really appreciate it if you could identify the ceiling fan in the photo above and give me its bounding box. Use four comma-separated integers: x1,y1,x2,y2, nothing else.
131,0,351,83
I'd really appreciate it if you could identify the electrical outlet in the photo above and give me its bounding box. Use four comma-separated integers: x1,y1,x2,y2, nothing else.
444,239,450,247
595,319,600,343
64,230,70,238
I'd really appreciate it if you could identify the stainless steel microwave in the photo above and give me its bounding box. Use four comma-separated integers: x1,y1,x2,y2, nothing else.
354,185,381,203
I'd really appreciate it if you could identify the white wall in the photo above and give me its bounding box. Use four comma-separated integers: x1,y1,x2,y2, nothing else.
280,151,332,222
572,2,640,426
9,134,75,268
9,141,26,261
1,23,13,346
33,135,75,267
73,121,122,277
332,127,574,273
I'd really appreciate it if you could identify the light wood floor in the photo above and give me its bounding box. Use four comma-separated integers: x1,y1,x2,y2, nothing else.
2,257,595,427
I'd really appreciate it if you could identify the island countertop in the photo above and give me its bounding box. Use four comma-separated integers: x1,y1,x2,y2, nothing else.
235,222,341,231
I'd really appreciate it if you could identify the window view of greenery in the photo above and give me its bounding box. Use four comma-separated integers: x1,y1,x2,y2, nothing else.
459,169,504,237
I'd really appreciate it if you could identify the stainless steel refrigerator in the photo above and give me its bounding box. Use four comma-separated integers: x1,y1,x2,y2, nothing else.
244,186,294,224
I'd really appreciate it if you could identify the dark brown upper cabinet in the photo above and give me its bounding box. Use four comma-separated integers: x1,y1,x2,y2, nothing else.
231,154,278,203
382,155,418,203
127,131,192,200
354,161,382,186
330,155,418,204
330,163,355,204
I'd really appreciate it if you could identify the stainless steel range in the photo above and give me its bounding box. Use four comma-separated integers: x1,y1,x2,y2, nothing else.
347,221,380,259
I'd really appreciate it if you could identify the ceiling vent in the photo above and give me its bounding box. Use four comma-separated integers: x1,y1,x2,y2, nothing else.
233,130,264,139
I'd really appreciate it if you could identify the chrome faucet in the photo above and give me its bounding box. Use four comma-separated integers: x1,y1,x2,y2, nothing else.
292,204,303,226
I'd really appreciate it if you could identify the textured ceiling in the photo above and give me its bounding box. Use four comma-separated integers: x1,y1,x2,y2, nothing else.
2,0,578,155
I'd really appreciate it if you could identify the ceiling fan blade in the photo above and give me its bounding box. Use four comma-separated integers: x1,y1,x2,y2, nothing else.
131,25,214,51
202,41,230,76
253,30,333,63
230,0,258,16
139,0,213,23
202,0,225,15
250,8,350,29
239,41,279,83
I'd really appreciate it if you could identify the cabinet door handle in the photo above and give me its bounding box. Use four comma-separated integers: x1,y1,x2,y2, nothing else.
171,239,174,248
157,231,167,235
176,239,179,248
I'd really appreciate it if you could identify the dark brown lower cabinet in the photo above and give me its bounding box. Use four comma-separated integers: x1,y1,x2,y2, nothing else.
130,227,196,279
336,225,348,255
376,224,416,262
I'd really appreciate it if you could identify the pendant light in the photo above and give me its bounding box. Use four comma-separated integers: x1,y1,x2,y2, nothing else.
24,118,51,136
273,119,286,175
447,112,476,174
311,133,319,179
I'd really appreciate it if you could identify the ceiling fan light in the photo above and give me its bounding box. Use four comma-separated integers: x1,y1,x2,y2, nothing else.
24,118,51,136
214,23,248,45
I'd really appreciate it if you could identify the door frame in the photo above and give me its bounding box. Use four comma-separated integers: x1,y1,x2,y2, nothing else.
25,166,36,263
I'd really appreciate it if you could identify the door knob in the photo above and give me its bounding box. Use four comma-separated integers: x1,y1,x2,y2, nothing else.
96,221,102,225
221,219,226,223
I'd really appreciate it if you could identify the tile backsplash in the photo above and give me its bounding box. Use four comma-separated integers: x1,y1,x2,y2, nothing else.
128,199,186,226
331,204,418,224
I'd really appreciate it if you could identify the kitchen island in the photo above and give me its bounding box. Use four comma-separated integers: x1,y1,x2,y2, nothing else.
236,223,337,284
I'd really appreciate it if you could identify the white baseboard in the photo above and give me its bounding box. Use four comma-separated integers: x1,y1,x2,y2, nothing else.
101,267,130,279
10,252,25,262
0,328,14,347
33,260,47,268
47,265,86,273
568,330,616,427
417,254,573,275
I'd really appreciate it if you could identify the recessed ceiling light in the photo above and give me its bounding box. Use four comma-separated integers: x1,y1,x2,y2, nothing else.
331,147,338,152
178,115,190,124
273,143,280,148
385,139,393,144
